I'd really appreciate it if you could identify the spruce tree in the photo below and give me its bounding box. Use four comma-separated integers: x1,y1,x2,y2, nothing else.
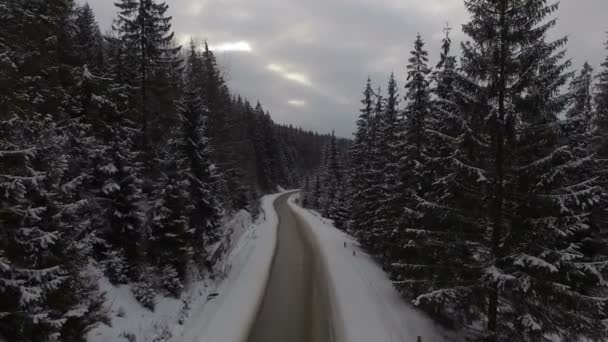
400,26,484,328
595,34,608,158
359,88,385,251
567,62,594,124
0,0,107,339
325,131,343,222
348,79,375,235
411,1,608,340
374,73,402,259
399,33,432,214
83,61,145,278
73,3,104,72
200,42,230,157
390,34,434,288
113,0,181,152
175,42,223,269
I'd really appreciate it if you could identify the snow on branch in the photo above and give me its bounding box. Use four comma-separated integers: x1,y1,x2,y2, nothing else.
512,254,559,274
0,147,37,157
412,285,475,307
452,157,488,183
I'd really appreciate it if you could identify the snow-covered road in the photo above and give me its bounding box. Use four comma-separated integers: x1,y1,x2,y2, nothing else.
247,192,335,342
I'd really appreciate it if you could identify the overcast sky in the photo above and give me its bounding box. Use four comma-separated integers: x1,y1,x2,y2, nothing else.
87,0,607,137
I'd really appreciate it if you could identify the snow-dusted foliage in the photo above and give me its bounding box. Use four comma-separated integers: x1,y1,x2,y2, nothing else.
301,2,608,341
133,268,157,310
0,0,328,340
0,0,108,340
348,79,383,238
101,250,129,285
159,265,183,298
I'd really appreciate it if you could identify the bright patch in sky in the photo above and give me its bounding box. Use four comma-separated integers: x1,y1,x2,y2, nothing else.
209,41,253,53
185,1,206,16
267,64,312,87
287,99,307,107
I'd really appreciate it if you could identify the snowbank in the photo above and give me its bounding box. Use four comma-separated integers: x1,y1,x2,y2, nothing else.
175,191,287,342
87,192,287,342
288,194,457,342
87,267,192,342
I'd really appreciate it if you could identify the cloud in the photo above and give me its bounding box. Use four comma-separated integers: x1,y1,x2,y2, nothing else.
267,63,313,87
287,99,307,107
184,0,207,16
209,41,253,53
86,0,608,138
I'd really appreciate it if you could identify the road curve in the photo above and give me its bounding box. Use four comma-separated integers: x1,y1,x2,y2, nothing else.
247,193,334,342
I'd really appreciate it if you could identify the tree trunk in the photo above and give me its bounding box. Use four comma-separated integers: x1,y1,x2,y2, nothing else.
488,0,508,337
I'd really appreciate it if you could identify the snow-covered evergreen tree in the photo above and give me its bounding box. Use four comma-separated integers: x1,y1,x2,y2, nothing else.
348,79,376,236
568,62,594,124
374,73,402,259
389,34,434,288
174,42,223,269
83,46,145,277
409,1,608,340
595,35,608,159
404,25,486,328
113,0,181,152
0,0,107,339
73,3,104,72
358,88,385,251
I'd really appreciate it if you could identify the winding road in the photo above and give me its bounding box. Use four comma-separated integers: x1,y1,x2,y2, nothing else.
247,193,335,342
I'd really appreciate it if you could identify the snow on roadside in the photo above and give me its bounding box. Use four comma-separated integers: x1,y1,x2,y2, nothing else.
288,194,458,342
87,192,287,342
175,191,287,342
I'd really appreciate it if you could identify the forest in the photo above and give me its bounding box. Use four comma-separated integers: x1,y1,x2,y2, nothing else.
3,0,608,341
0,0,331,340
303,1,608,341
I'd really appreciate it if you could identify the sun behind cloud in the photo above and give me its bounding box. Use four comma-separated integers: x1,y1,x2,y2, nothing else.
209,41,253,53
287,99,307,107
267,64,313,87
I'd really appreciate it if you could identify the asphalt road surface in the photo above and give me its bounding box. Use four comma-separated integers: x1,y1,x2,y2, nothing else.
247,193,335,342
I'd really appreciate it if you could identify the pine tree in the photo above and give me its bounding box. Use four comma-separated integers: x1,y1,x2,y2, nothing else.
174,42,223,269
149,160,191,279
390,34,434,288
348,78,375,235
84,44,145,277
403,34,432,152
200,42,230,158
568,62,594,120
398,26,483,327
252,103,273,191
301,176,311,207
359,88,385,251
0,114,71,341
327,166,352,230
321,130,346,224
374,73,402,259
0,0,107,339
399,33,432,216
411,1,608,340
595,34,608,158
113,0,181,152
73,3,104,72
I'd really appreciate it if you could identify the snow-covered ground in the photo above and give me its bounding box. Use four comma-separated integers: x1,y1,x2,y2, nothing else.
176,192,286,342
288,194,459,342
87,191,287,342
